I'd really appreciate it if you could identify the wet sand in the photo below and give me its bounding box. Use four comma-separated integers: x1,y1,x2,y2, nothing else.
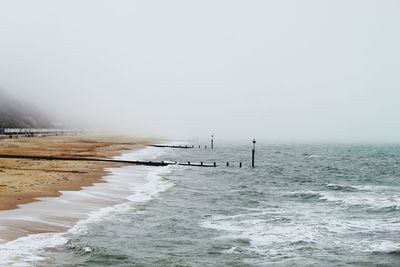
0,135,153,211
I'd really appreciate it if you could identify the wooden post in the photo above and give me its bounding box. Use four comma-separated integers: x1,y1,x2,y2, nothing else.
226,162,229,166
205,145,207,149
199,145,201,148
211,134,214,149
188,161,191,165
201,162,203,166
213,162,216,167
239,162,242,168
252,139,256,168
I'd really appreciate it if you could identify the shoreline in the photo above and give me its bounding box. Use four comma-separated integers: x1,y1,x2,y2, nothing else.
0,144,171,267
0,135,154,211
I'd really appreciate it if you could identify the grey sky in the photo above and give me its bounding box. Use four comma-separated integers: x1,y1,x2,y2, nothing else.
1,0,399,142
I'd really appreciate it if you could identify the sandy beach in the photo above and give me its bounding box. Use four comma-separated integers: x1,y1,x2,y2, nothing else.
0,135,153,211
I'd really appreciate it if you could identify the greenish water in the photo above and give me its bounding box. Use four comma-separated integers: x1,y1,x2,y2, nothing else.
2,144,400,266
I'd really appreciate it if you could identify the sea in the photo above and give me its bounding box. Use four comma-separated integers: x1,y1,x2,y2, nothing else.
0,143,400,266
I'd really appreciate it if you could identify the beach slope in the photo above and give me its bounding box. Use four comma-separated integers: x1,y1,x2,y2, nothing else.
0,135,152,210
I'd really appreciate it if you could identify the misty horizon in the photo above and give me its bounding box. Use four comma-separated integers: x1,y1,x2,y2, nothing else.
1,0,399,143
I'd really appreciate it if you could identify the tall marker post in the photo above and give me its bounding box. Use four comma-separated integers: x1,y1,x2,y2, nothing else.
211,134,214,149
252,139,256,168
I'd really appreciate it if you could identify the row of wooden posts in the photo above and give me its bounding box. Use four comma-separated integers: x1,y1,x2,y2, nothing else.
199,135,256,168
155,136,257,168
183,161,243,168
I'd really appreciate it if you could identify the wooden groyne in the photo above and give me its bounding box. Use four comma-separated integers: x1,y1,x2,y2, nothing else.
0,154,216,167
178,161,216,167
150,145,194,149
0,154,169,166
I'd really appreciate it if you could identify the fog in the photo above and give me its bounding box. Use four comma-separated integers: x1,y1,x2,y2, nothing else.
1,0,399,143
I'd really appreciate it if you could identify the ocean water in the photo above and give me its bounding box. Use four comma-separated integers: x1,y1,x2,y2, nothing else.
1,144,400,266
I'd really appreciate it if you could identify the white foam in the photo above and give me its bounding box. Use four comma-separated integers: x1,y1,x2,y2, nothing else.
127,167,174,203
351,184,394,192
201,210,317,252
0,233,67,266
318,191,400,209
286,186,400,210
363,240,400,253
201,204,400,258
307,154,337,159
325,183,357,191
